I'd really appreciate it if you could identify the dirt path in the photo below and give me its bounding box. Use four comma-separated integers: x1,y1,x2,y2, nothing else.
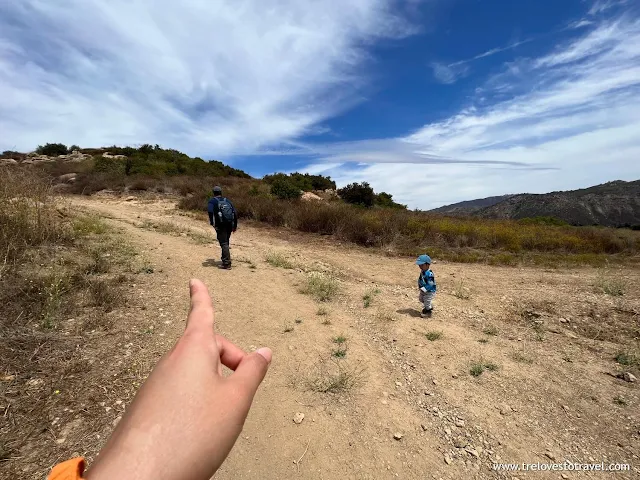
67,195,639,479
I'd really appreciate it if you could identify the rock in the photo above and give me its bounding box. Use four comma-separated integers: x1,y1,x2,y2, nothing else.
444,454,453,465
444,428,451,436
453,437,468,448
301,191,323,201
561,474,569,479
466,447,479,458
432,379,438,385
421,424,428,431
499,403,512,416
125,196,136,202
545,451,557,461
455,419,465,428
565,332,578,339
26,378,44,388
58,173,77,183
293,412,305,424
393,432,403,440
618,372,637,383
559,318,568,323
0,158,18,166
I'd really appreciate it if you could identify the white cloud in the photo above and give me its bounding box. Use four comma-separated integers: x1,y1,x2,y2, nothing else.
0,0,418,155
297,16,640,209
430,62,469,84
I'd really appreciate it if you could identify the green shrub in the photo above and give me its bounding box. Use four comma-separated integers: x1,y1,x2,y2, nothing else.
36,143,68,156
300,272,339,302
270,178,302,200
338,182,375,207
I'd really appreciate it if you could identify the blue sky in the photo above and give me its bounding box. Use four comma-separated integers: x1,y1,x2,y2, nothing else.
1,0,639,209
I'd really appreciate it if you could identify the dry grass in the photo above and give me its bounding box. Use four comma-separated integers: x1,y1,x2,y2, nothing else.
596,278,627,296
307,358,364,394
266,251,296,269
299,272,339,302
425,331,443,341
363,288,380,308
0,168,135,475
453,280,471,300
470,360,499,377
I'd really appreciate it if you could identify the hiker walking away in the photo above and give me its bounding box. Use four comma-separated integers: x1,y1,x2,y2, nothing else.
208,186,238,269
416,254,436,317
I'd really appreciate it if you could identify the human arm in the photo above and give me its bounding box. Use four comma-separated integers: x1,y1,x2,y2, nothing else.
207,198,216,227
82,279,272,480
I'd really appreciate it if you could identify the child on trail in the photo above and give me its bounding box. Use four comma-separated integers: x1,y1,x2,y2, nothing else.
416,254,436,317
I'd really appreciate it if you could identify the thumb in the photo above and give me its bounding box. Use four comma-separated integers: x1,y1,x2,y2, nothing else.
230,348,272,400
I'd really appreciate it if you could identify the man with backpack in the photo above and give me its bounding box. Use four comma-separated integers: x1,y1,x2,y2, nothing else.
207,186,238,269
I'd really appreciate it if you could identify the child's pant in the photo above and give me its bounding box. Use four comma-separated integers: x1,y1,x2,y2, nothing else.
419,290,435,310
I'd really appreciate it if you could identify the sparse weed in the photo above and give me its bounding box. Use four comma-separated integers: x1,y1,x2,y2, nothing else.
596,278,627,296
307,358,364,394
283,323,294,333
511,351,533,364
375,308,396,322
295,318,303,324
425,331,443,341
321,318,332,325
41,276,67,329
317,306,328,316
332,335,347,344
332,347,347,358
73,215,108,236
300,272,339,302
478,338,489,344
470,360,499,377
613,396,628,406
615,352,639,367
453,280,471,300
265,251,295,269
363,288,380,308
483,325,499,336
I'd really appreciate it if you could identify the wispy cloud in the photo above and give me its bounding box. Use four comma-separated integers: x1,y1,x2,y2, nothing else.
0,0,419,155
430,61,469,84
298,14,640,209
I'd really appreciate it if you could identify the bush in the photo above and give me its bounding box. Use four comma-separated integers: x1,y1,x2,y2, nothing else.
36,143,68,156
375,192,406,209
263,172,336,191
338,182,375,207
69,145,80,152
270,178,302,200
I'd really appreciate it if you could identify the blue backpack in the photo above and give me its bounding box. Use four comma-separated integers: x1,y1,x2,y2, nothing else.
216,197,235,224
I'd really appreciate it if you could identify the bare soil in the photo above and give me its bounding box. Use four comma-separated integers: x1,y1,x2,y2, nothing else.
2,194,639,479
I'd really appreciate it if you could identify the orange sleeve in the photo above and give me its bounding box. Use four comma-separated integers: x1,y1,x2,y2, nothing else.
48,457,86,480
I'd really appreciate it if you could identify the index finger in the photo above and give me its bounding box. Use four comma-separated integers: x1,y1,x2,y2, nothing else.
185,279,215,334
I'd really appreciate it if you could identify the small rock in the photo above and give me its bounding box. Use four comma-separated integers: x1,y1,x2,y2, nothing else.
395,381,402,387
545,451,557,461
455,419,465,428
618,372,637,383
125,196,136,202
293,412,305,424
424,390,434,396
444,454,453,465
421,424,428,431
453,437,467,448
393,432,404,440
444,428,451,436
559,318,568,323
451,374,458,379
499,403,512,416
466,447,479,458
562,405,569,411
561,474,569,479
432,379,438,385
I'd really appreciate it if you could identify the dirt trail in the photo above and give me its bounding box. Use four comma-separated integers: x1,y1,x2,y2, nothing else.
66,195,639,479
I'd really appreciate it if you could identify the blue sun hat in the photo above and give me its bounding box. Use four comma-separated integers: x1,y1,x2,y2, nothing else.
416,254,432,265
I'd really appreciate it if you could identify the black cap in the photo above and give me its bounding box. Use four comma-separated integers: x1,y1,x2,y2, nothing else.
213,186,222,194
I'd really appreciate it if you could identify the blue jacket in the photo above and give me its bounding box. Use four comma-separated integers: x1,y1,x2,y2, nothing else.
418,269,436,292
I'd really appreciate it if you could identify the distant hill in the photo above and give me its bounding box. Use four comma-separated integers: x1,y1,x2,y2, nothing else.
430,194,515,215
432,180,640,227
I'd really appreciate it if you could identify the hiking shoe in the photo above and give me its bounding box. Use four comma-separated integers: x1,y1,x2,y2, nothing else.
421,308,433,318
218,264,231,270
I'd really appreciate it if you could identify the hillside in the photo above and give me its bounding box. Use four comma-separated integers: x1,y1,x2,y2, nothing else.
430,194,514,215
477,180,640,227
